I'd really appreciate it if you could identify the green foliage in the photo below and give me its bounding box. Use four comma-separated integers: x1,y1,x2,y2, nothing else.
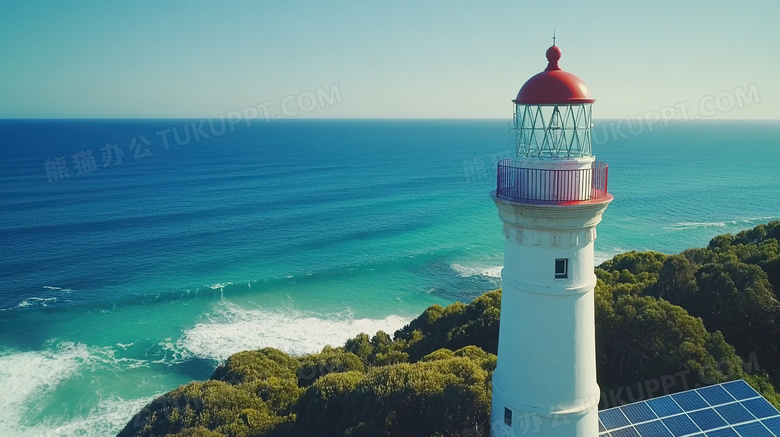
242,376,302,415
641,224,780,383
596,221,780,403
343,330,410,367
167,427,225,437
207,347,305,417
732,223,773,246
393,290,501,362
598,250,667,276
420,346,496,371
293,371,365,434
762,257,780,298
296,346,365,387
649,255,698,300
595,290,744,394
421,348,455,362
694,262,778,330
210,348,299,385
703,222,780,291
344,333,373,362
745,373,780,408
374,350,410,366
682,247,724,265
342,421,386,436
341,290,501,368
117,380,294,437
291,357,491,437
453,345,497,372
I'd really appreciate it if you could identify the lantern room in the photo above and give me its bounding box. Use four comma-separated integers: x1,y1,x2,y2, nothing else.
513,45,595,159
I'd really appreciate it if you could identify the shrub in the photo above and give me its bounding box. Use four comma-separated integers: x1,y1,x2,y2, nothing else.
117,380,293,437
296,346,365,387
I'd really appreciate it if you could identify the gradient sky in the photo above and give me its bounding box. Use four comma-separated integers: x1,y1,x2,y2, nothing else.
0,0,778,119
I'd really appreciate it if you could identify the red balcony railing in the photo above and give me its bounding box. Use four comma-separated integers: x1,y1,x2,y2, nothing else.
495,159,609,204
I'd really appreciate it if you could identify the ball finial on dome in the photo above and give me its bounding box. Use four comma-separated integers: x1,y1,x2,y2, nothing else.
513,42,594,105
545,45,561,71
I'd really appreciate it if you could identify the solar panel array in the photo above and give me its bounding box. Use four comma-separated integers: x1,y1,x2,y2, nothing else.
598,380,780,436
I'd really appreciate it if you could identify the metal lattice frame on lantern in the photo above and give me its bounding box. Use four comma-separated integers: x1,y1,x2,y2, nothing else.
514,102,593,158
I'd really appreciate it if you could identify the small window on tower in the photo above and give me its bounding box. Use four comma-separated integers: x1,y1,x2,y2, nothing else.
504,407,512,426
555,258,569,279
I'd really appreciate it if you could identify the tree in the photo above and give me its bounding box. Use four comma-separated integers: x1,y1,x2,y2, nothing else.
210,348,299,385
595,290,744,398
647,255,697,302
291,358,492,437
692,262,779,356
393,290,501,362
117,380,293,437
296,346,365,387
598,251,667,276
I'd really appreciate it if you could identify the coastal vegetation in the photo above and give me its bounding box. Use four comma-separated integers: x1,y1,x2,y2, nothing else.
119,221,780,437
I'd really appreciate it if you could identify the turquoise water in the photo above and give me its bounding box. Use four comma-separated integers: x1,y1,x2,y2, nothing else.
0,119,778,435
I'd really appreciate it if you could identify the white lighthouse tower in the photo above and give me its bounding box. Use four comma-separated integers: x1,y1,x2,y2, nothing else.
490,43,611,437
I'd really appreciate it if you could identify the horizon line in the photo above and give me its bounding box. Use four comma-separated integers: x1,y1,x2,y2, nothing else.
1,117,778,122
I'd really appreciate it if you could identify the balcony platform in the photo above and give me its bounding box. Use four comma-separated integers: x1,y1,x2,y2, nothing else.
495,159,610,206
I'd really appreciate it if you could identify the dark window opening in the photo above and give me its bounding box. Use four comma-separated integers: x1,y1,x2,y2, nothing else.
555,258,569,279
504,407,512,426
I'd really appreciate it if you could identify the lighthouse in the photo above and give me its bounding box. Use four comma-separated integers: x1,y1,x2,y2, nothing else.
490,43,611,437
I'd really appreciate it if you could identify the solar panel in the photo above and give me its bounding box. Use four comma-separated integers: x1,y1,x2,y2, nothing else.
598,379,780,436
601,408,631,429
743,398,780,419
635,420,673,436
698,385,735,406
733,422,773,436
662,414,699,436
688,408,727,430
673,390,710,411
724,381,760,401
648,396,684,417
763,418,780,430
610,427,641,436
716,403,755,424
621,402,658,424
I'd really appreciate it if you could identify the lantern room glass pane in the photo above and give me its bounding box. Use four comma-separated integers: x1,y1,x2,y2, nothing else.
514,103,593,158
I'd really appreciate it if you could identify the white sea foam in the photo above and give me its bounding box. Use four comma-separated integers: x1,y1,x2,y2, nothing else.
170,301,411,362
666,221,730,230
450,263,503,279
0,341,151,436
26,395,156,437
0,342,92,435
42,286,73,292
595,251,616,266
665,217,777,232
16,297,58,308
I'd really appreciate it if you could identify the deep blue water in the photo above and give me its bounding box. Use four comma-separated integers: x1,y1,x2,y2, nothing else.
0,119,778,435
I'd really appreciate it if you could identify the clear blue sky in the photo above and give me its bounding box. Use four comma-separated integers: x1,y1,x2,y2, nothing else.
1,0,778,119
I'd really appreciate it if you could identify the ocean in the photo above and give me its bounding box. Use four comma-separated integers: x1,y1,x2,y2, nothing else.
0,118,778,436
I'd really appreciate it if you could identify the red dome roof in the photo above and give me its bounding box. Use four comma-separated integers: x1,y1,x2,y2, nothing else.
514,45,594,105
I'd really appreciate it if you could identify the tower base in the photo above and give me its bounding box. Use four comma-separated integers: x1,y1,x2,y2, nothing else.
491,385,599,437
